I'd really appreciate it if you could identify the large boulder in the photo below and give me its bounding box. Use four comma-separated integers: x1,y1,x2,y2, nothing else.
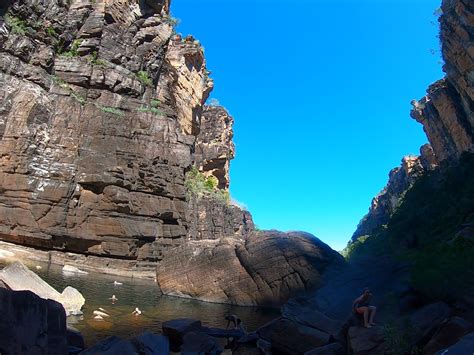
423,317,473,355
257,317,331,354
157,231,344,306
347,326,387,355
409,302,451,346
0,287,67,354
162,318,202,350
180,331,223,354
0,261,85,315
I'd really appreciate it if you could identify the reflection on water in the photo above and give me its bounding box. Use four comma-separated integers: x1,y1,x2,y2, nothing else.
1,260,279,347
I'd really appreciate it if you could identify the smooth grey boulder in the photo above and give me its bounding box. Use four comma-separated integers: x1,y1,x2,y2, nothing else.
0,261,85,315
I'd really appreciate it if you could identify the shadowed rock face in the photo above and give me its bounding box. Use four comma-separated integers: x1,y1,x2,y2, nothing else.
353,0,473,243
352,151,431,241
156,231,344,306
410,0,473,163
0,287,67,354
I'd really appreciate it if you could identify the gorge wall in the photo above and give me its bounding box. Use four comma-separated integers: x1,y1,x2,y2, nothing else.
0,0,343,305
352,0,473,242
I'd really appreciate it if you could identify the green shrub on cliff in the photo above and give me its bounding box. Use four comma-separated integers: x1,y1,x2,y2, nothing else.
185,166,229,204
137,71,153,87
4,15,27,35
61,39,82,57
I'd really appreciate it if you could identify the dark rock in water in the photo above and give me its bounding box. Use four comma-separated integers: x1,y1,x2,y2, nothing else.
157,231,344,306
304,342,345,355
67,327,85,351
410,302,451,346
80,332,170,354
423,317,473,355
435,332,474,355
162,318,202,350
0,287,67,354
258,317,331,354
131,332,170,355
348,326,387,355
180,331,223,354
79,336,137,354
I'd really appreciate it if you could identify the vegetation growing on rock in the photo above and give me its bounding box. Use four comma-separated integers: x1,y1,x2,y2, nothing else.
185,166,230,204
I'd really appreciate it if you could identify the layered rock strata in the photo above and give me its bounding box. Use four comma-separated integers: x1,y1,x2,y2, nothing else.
157,231,344,306
0,0,343,307
410,0,473,163
0,0,248,272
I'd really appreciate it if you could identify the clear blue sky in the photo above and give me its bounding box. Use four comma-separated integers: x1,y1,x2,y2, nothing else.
171,0,443,251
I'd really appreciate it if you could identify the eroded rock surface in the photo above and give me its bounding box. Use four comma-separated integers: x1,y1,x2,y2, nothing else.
0,0,248,273
157,231,344,306
411,0,474,163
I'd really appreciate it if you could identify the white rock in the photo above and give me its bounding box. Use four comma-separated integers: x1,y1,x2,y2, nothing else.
93,310,110,317
94,315,104,320
62,265,88,274
0,261,85,316
113,281,123,285
35,265,42,270
0,250,14,258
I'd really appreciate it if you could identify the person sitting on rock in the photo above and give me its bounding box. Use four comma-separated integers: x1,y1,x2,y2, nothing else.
225,314,241,329
352,287,377,328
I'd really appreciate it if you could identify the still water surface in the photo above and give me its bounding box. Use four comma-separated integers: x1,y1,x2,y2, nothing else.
1,260,279,347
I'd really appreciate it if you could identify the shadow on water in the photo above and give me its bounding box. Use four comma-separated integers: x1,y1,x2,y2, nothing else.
1,260,279,347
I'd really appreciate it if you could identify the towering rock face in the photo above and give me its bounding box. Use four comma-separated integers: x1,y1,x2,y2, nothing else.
353,0,473,242
0,0,243,269
0,0,343,305
410,0,473,163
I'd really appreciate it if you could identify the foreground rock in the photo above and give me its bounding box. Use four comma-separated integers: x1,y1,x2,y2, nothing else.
0,287,67,354
81,332,170,355
436,332,474,355
157,231,344,306
0,261,85,315
348,326,387,355
423,317,473,355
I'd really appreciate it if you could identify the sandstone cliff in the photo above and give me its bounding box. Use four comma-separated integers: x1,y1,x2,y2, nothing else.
0,0,247,270
352,0,473,242
0,0,342,305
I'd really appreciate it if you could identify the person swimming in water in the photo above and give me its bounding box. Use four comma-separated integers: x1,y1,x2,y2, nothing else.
109,294,118,304
352,287,377,328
